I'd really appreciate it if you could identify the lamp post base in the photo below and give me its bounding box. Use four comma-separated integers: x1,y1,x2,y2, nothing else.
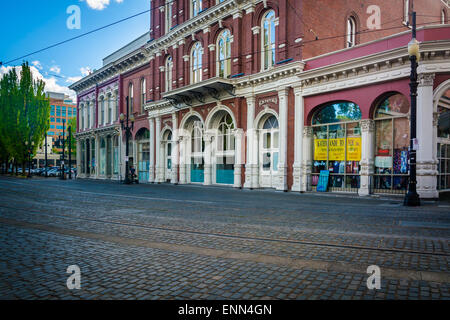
404,191,420,206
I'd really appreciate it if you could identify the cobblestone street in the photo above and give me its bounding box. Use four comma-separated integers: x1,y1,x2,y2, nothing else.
0,176,449,300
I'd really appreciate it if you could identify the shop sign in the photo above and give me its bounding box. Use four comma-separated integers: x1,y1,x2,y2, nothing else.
314,137,361,161
375,156,392,168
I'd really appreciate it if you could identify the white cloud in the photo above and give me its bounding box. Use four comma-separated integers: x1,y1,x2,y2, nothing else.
31,60,43,70
80,66,92,76
81,0,123,10
0,65,76,102
49,66,61,74
66,76,82,83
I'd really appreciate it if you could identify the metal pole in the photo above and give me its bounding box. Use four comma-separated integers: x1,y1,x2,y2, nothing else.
68,126,72,179
45,131,48,177
404,11,420,206
124,96,130,184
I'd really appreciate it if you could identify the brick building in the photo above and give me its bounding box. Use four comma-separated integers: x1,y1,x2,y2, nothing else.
70,0,450,198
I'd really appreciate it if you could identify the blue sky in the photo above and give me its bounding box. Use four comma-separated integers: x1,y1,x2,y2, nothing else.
0,0,150,99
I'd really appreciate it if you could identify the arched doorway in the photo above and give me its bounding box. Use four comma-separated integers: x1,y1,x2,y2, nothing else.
183,115,204,183
259,114,279,188
99,138,106,176
311,101,362,192
208,110,236,185
373,93,410,194
162,129,173,182
135,128,150,182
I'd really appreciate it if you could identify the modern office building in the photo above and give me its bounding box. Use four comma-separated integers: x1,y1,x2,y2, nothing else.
69,0,450,199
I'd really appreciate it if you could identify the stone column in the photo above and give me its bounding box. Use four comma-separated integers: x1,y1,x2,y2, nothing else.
148,117,155,183
203,132,213,185
94,134,100,179
292,87,304,192
76,139,81,178
244,95,259,189
301,127,313,192
179,135,187,184
277,87,289,191
155,116,162,183
416,73,438,199
233,128,244,188
359,120,375,196
171,112,179,184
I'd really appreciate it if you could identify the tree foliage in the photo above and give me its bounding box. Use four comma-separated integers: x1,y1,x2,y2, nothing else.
0,62,50,173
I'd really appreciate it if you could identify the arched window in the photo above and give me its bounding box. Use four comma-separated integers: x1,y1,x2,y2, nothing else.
165,0,172,34
114,90,119,121
100,97,105,125
217,114,235,152
374,93,410,193
311,102,362,191
140,78,146,113
128,83,133,111
261,115,279,173
261,10,276,70
107,93,112,124
80,104,84,130
190,120,204,183
100,138,106,176
404,0,410,25
442,9,447,25
191,42,203,84
165,56,173,92
346,16,357,48
87,103,91,129
217,29,231,78
192,0,202,18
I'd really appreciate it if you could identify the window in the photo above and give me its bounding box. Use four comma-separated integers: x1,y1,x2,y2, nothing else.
80,106,84,130
165,0,172,34
165,56,173,92
217,29,231,78
50,111,55,116
346,16,357,48
56,106,61,117
404,0,410,25
261,115,279,173
128,83,134,112
374,94,410,193
442,9,447,25
192,0,202,18
262,10,276,70
87,104,91,128
191,42,203,84
114,90,119,121
107,94,112,123
62,106,66,117
100,97,105,125
140,78,146,113
216,113,235,184
50,125,55,129
311,102,362,191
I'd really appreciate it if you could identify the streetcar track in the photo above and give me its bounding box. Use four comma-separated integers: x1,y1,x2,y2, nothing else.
0,203,448,258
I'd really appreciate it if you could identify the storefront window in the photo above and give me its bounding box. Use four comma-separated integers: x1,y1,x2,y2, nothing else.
437,90,450,190
312,102,362,191
136,129,150,182
113,136,119,175
100,139,106,175
374,93,410,193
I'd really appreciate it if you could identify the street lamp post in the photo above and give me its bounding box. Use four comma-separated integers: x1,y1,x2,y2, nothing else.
59,120,66,180
404,11,421,207
120,96,135,184
68,125,72,179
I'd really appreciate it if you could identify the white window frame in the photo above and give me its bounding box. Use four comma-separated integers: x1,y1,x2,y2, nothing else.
191,0,202,18
100,96,105,125
140,78,146,113
260,116,279,175
128,83,134,112
404,0,410,25
216,29,231,78
261,10,276,71
165,56,173,92
191,42,203,84
347,17,356,48
165,0,173,34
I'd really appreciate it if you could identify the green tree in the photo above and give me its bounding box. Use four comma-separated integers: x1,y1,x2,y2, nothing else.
67,116,77,157
0,62,50,175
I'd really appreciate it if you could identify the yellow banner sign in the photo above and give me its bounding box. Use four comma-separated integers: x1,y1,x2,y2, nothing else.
314,137,361,162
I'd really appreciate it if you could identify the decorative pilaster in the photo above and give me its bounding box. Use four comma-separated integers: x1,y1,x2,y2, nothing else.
155,116,162,183
301,127,313,192
203,131,213,186
171,113,179,184
277,87,289,191
359,120,375,196
244,95,259,189
148,117,155,183
292,87,304,192
416,73,438,199
233,128,244,188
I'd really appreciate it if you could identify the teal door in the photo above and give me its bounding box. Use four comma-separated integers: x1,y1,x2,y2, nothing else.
191,159,204,183
216,164,234,184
